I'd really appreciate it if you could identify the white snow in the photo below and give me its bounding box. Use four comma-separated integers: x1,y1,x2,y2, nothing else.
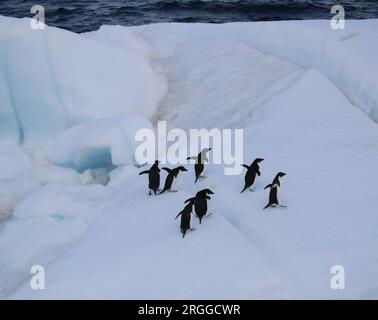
52,113,154,171
131,20,378,124
0,142,32,181
32,167,81,186
0,184,106,297
107,165,140,187
0,17,378,299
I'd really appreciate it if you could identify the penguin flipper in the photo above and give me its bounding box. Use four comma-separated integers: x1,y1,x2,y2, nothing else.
139,170,150,175
175,212,182,220
264,183,273,190
241,164,250,169
184,197,196,204
162,167,172,173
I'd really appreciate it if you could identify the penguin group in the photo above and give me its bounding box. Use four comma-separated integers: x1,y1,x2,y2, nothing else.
176,189,214,238
139,149,287,238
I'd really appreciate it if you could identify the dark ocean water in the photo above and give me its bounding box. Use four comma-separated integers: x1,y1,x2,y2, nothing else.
0,0,377,33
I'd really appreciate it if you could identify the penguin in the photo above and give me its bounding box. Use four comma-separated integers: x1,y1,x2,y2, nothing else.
159,166,188,194
240,158,264,193
263,172,286,209
175,199,195,238
185,188,214,224
186,148,212,183
139,160,161,195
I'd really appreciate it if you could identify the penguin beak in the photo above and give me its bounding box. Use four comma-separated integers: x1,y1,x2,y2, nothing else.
260,158,264,162
282,173,286,176
208,190,214,194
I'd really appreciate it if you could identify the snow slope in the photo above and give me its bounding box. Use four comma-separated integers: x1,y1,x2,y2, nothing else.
1,18,378,299
132,20,378,124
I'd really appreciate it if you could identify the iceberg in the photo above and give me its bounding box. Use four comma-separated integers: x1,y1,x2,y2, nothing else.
1,16,378,299
0,16,167,146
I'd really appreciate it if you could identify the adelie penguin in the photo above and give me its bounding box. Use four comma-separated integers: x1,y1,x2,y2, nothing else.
175,199,195,238
139,160,161,195
263,172,287,209
186,148,212,183
240,158,264,193
159,166,188,194
185,189,214,224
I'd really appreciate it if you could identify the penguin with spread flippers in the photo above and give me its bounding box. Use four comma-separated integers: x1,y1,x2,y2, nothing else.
175,199,195,238
240,158,264,193
186,148,212,183
159,166,188,194
139,160,161,195
185,188,214,224
263,172,287,209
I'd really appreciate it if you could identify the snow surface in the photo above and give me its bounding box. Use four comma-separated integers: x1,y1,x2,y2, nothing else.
131,20,378,124
0,17,377,299
0,142,32,180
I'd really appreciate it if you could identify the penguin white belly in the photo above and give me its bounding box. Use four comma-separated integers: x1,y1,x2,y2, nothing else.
171,172,180,190
277,179,283,203
201,163,207,177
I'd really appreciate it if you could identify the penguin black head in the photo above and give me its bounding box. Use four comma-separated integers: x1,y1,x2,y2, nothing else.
154,160,160,165
197,188,214,196
202,148,211,153
252,158,264,165
277,172,286,177
177,166,188,172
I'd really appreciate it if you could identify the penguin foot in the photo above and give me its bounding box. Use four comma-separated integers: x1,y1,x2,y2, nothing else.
279,205,287,208
170,189,178,193
200,175,207,178
190,228,196,231
148,191,152,196
249,188,255,192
